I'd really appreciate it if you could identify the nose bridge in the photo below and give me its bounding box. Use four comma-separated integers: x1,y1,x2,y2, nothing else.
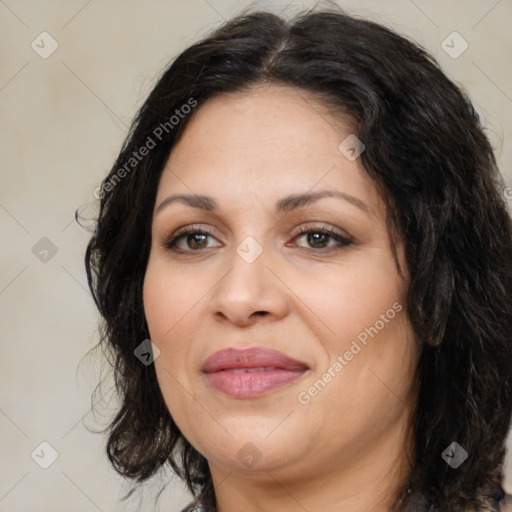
218,234,268,302
209,233,287,323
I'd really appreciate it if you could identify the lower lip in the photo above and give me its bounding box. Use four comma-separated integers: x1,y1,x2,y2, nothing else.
204,368,307,398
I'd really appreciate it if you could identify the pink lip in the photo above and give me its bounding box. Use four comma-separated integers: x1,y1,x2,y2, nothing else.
202,347,309,399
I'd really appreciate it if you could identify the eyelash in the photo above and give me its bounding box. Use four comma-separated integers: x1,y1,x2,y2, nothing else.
161,223,353,254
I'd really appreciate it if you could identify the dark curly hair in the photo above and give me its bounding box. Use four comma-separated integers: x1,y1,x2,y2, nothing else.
84,5,512,511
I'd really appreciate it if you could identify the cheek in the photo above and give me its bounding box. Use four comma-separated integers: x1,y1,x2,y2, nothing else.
143,260,199,335
293,255,405,351
143,263,198,422
142,262,199,365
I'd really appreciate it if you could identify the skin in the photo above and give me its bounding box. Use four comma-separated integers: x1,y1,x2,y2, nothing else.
143,84,420,512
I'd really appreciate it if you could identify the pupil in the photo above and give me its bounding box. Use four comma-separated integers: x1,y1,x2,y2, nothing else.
309,233,326,247
189,233,206,249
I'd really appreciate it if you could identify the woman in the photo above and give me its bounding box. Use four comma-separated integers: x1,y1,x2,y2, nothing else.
85,5,512,512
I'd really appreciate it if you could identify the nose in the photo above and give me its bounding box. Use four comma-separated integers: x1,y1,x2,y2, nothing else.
209,241,289,327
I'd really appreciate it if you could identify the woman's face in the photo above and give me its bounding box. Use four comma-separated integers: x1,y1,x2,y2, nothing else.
143,84,419,487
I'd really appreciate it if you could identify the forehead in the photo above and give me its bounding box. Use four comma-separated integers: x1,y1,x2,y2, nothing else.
157,84,384,220
171,84,352,157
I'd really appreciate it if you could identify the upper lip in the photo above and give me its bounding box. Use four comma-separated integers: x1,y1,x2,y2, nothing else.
202,347,309,373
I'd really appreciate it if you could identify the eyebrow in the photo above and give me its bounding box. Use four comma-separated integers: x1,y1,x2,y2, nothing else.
155,190,368,215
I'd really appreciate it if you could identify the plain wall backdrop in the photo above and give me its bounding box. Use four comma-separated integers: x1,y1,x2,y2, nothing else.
1,1,511,511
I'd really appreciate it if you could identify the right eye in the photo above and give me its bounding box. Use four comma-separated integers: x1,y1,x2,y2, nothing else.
162,226,222,253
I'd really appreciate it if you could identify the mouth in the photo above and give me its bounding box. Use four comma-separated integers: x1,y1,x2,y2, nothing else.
223,366,280,373
202,347,309,398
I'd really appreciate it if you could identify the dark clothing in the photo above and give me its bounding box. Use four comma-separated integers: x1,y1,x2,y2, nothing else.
178,497,509,511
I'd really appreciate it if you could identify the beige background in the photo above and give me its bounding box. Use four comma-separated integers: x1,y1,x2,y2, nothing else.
1,1,511,511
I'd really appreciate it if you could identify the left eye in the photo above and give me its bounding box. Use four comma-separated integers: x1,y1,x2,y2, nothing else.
292,227,352,250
